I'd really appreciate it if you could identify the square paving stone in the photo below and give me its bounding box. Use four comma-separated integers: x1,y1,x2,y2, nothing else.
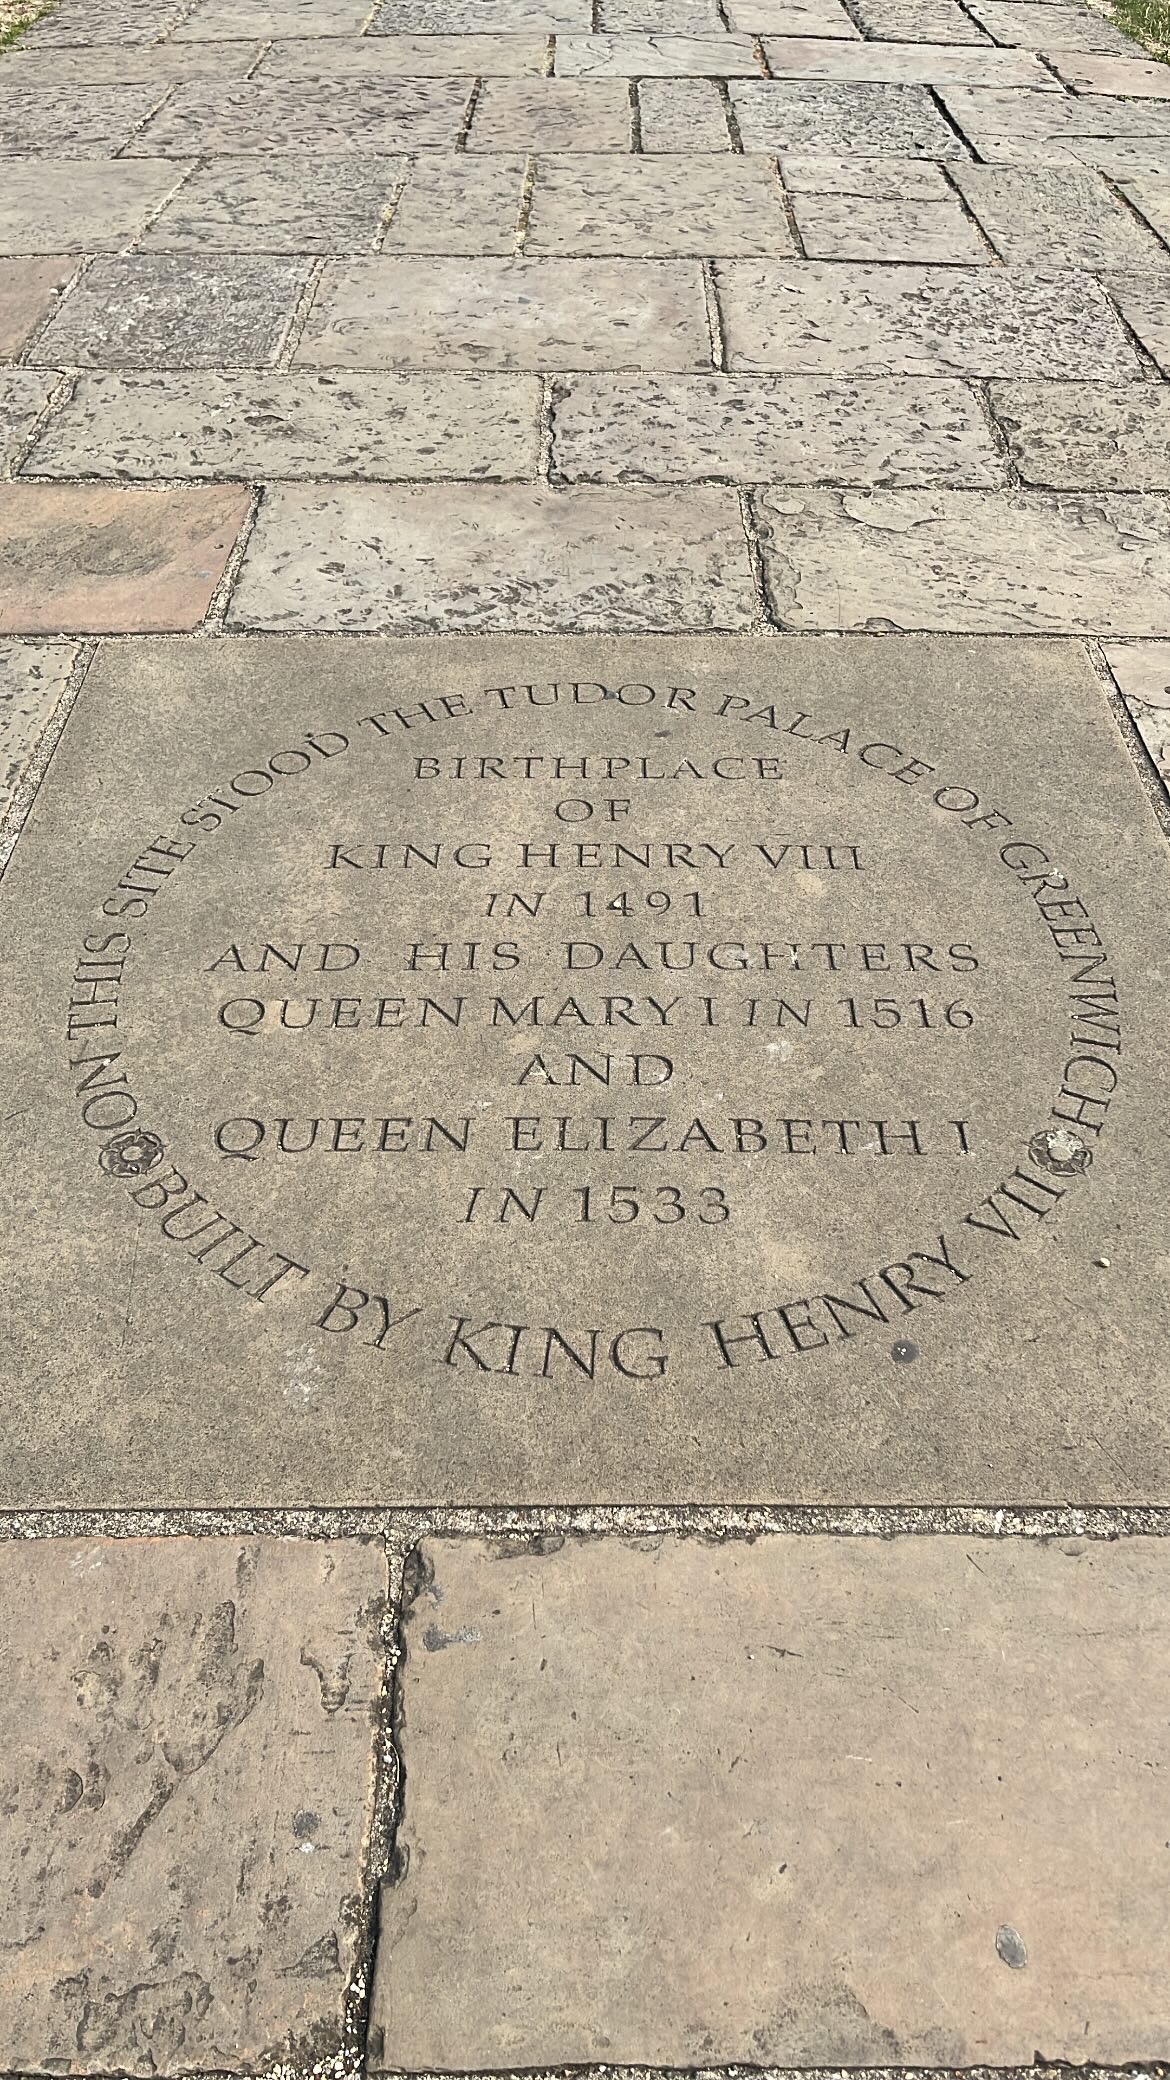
29,370,541,480
730,80,971,156
1103,270,1170,375
949,164,1168,269
525,155,794,256
0,1536,384,2076
991,380,1170,490
371,1535,1170,2067
295,257,711,370
730,0,860,32
262,32,548,73
381,155,527,254
0,484,249,632
1049,51,1170,95
716,262,1139,376
852,0,989,36
0,83,169,156
0,638,77,815
760,37,1055,87
552,372,1004,482
0,162,193,258
175,0,370,30
1,632,1170,1505
30,256,310,370
757,487,1170,633
142,158,408,255
468,79,633,149
0,369,57,472
1103,639,1170,786
555,31,762,72
0,258,76,357
639,78,733,150
128,77,473,155
791,192,990,262
966,0,1137,47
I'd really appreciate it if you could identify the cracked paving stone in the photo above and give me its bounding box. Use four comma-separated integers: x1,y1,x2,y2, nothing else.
0,1536,385,2076
948,163,1169,270
1103,639,1170,787
730,79,971,156
0,637,77,815
0,483,250,633
0,259,77,356
990,380,1170,490
525,155,794,257
126,76,473,155
141,157,409,255
28,255,310,370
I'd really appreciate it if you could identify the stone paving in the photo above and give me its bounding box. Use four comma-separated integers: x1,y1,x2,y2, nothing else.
3,0,1170,2068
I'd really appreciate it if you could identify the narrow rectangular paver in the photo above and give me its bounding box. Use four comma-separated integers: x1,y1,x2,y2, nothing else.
598,0,721,25
760,37,1056,87
989,380,1170,490
2,1536,384,2077
0,162,192,257
371,1534,1170,2067
0,483,249,632
381,155,527,253
29,256,309,370
0,259,76,357
949,163,1169,269
525,155,794,255
938,86,1170,170
29,371,541,480
127,78,473,155
295,257,711,370
142,158,407,254
792,192,989,262
756,486,1170,634
17,0,184,40
730,0,859,32
468,79,633,148
228,483,755,630
262,32,549,74
373,0,588,23
175,0,371,33
730,80,970,156
638,78,732,150
0,638,76,814
853,0,988,36
966,0,1137,48
2,40,265,83
552,372,1004,484
555,32,762,73
0,83,168,157
1103,638,1170,786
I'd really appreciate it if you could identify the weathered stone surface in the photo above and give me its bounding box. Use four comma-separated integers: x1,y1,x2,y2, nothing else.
17,0,183,40
639,77,732,151
142,158,406,255
0,83,167,157
176,0,371,32
381,155,527,254
371,1534,1170,2067
468,77,632,148
2,40,265,82
852,0,988,37
756,487,1170,634
949,163,1168,269
938,85,1170,168
555,31,762,72
295,257,711,370
1119,174,1170,246
0,632,1168,1504
373,0,586,23
30,256,309,370
1103,639,1170,785
127,77,472,155
0,162,190,257
966,0,1137,47
0,259,75,358
30,371,540,481
1048,50,1170,95
792,193,989,263
526,155,793,256
598,0,721,26
760,36,1055,86
0,638,76,814
990,380,1170,491
229,485,754,629
0,369,56,471
781,153,954,197
731,80,970,155
263,31,548,73
0,1535,384,2075
552,372,1003,483
730,0,859,33
716,263,1138,376
0,484,248,632
1104,270,1170,374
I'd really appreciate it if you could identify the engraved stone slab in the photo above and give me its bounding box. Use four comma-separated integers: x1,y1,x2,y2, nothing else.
0,634,1167,1506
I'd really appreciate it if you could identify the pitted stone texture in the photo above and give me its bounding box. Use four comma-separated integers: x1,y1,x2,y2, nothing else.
598,0,722,25
142,158,407,255
0,484,249,633
469,79,633,148
0,260,75,358
1103,640,1170,786
781,155,955,197
0,1536,384,2076
3,41,265,83
0,370,57,472
381,156,527,254
991,382,1170,491
176,0,370,31
1049,52,1170,97
0,639,76,814
730,0,859,32
31,371,541,481
1120,176,1170,245
791,193,989,263
552,372,1004,484
229,483,755,631
757,487,1170,634
30,256,309,371
949,164,1168,270
0,163,191,258
128,78,473,156
760,37,1054,87
526,155,793,256
17,0,183,40
730,80,970,156
373,0,588,22
296,257,711,370
638,78,732,151
852,0,989,36
263,33,548,74
1104,272,1170,376
371,1535,1170,2068
555,32,762,73
938,86,1170,170
716,263,1138,377
966,0,1137,47
0,84,167,157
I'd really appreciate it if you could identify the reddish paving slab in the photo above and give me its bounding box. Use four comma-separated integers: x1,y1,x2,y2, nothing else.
0,483,250,633
0,258,77,359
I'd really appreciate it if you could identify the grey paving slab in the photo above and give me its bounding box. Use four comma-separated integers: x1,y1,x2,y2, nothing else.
757,486,1170,633
0,369,56,473
175,0,370,33
468,78,633,149
939,86,1170,148
262,31,548,74
598,0,723,25
3,631,1169,1503
16,0,185,40
29,370,541,481
760,36,1056,86
526,155,794,256
1102,270,1170,376
949,163,1169,269
0,39,265,82
0,482,250,632
1119,174,1170,246
780,154,956,196
142,157,407,255
127,77,473,156
0,83,168,157
372,1535,1170,2067
638,77,733,151
966,0,1137,47
989,379,1170,490
230,483,753,630
792,192,990,262
381,155,526,253
730,80,971,156
551,372,1004,483
0,638,76,814
372,0,588,25
555,31,762,73
0,259,77,357
1103,639,1170,787
1,1536,384,2076
0,161,191,258
729,0,859,32
1048,51,1170,95
716,263,1139,377
295,257,711,370
851,0,989,37
30,256,309,371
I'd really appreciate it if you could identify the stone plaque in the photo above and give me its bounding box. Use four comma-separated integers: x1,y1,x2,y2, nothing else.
1,635,1167,1506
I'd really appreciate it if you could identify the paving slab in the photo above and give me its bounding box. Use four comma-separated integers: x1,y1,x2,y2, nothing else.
175,0,371,33
730,80,971,155
1103,269,1170,374
371,1533,1170,2067
525,155,794,256
0,162,192,258
127,77,473,155
990,379,1170,489
372,0,588,24
598,0,722,25
791,192,990,262
715,262,1139,376
262,31,548,73
1,1535,384,2076
295,257,711,370
1120,173,1170,243
638,77,732,150
851,0,989,37
141,157,408,255
468,77,633,148
0,259,76,358
30,256,309,371
381,155,527,253
0,369,57,473
16,0,185,40
554,31,763,72
0,633,1168,1502
0,484,249,633
949,162,1168,268
29,371,541,481
1103,639,1170,786
756,487,1170,633
1047,50,1170,95
551,372,1004,483
0,83,168,157
0,638,77,815
780,153,956,196
730,0,860,32
760,36,1056,86
939,84,1170,167
966,0,1137,47
1,40,266,82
